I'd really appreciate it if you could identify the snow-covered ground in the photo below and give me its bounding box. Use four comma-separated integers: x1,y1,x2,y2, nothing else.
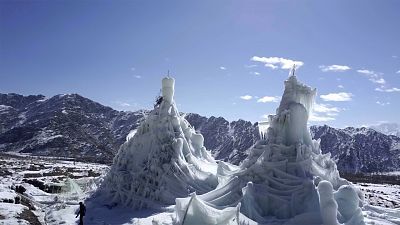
0,153,399,225
354,183,400,225
376,171,400,176
0,153,107,225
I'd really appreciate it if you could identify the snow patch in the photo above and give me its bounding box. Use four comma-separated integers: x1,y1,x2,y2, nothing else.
0,104,12,112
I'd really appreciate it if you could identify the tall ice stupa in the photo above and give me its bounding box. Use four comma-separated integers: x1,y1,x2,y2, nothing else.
174,67,366,225
97,76,219,209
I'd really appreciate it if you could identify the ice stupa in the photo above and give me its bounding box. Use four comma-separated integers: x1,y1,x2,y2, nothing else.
174,67,366,225
99,76,219,209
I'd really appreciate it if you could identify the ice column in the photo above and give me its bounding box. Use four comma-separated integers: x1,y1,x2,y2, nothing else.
318,181,339,225
162,77,175,103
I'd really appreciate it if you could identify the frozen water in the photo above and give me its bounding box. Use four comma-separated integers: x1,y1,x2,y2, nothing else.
171,70,366,224
96,77,219,209
174,193,240,225
318,181,339,225
162,77,175,103
92,72,368,224
258,121,270,140
335,185,365,225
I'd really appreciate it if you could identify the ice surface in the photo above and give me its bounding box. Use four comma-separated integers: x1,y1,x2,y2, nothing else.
61,178,83,201
88,72,369,224
335,185,365,225
258,121,270,140
162,77,175,103
318,181,339,225
96,77,219,209
125,129,137,141
174,193,240,225
170,71,366,224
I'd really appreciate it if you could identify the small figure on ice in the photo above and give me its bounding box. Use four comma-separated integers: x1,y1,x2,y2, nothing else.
155,96,163,107
76,202,86,225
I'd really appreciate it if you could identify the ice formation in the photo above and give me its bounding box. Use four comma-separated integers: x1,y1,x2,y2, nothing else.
98,77,219,209
96,69,366,224
173,68,366,225
318,181,340,225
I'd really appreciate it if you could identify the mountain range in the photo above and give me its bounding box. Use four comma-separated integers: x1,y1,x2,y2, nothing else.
1,93,399,173
310,125,400,173
369,122,400,137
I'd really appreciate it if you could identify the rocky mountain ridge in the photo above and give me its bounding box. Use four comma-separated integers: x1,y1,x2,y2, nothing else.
369,122,400,137
0,93,145,163
1,93,399,173
310,125,400,173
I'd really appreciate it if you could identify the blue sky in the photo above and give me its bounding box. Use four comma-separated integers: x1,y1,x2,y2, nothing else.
1,0,399,127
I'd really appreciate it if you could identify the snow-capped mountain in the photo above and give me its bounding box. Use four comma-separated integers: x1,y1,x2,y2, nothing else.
184,113,259,164
310,125,400,173
0,93,146,163
369,122,400,137
1,92,400,174
0,93,257,164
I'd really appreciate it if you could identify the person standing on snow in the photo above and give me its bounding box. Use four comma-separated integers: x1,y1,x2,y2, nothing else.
76,202,86,225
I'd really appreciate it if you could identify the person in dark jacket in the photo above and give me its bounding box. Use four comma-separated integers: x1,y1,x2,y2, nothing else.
76,202,86,225
155,96,163,107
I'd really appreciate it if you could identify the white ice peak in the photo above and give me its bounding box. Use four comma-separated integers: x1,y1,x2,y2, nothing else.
162,77,175,103
174,74,365,225
278,68,316,117
98,76,218,209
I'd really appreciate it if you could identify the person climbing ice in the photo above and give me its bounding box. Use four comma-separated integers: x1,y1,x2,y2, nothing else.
75,202,86,225
154,95,163,107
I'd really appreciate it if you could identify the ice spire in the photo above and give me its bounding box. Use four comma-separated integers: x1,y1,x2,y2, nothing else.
278,64,316,118
162,76,175,103
97,76,218,209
